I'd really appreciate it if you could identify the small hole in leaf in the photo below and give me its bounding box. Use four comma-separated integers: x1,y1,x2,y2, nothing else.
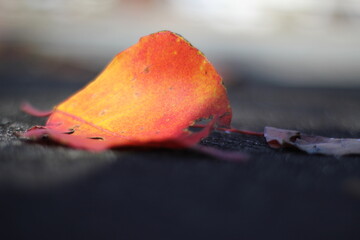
143,66,150,73
88,137,104,140
64,129,75,134
188,126,203,133
189,116,214,132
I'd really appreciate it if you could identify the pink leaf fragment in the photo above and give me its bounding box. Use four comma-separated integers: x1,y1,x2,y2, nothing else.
21,102,53,117
193,145,249,162
264,126,360,156
192,124,264,136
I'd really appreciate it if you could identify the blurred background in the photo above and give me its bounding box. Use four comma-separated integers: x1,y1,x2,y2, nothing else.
1,0,360,87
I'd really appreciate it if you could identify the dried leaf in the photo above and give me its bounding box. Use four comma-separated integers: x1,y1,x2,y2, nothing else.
264,126,360,156
21,31,232,151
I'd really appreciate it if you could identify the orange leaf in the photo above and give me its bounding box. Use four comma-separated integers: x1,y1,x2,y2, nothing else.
22,31,232,151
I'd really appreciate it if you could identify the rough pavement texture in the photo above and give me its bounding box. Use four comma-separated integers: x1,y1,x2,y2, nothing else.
1,47,360,239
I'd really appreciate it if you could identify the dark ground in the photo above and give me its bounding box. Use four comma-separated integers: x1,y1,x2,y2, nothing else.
1,46,360,240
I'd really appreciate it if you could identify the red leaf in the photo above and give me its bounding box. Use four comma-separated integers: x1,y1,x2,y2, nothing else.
21,31,233,152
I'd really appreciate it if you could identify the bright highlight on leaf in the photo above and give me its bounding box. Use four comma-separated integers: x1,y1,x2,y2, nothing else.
22,31,232,151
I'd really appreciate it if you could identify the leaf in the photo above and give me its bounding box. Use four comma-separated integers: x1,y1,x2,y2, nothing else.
21,31,232,151
264,126,360,156
21,102,53,117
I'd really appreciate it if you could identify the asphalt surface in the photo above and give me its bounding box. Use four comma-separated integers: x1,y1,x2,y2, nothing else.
1,46,360,240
